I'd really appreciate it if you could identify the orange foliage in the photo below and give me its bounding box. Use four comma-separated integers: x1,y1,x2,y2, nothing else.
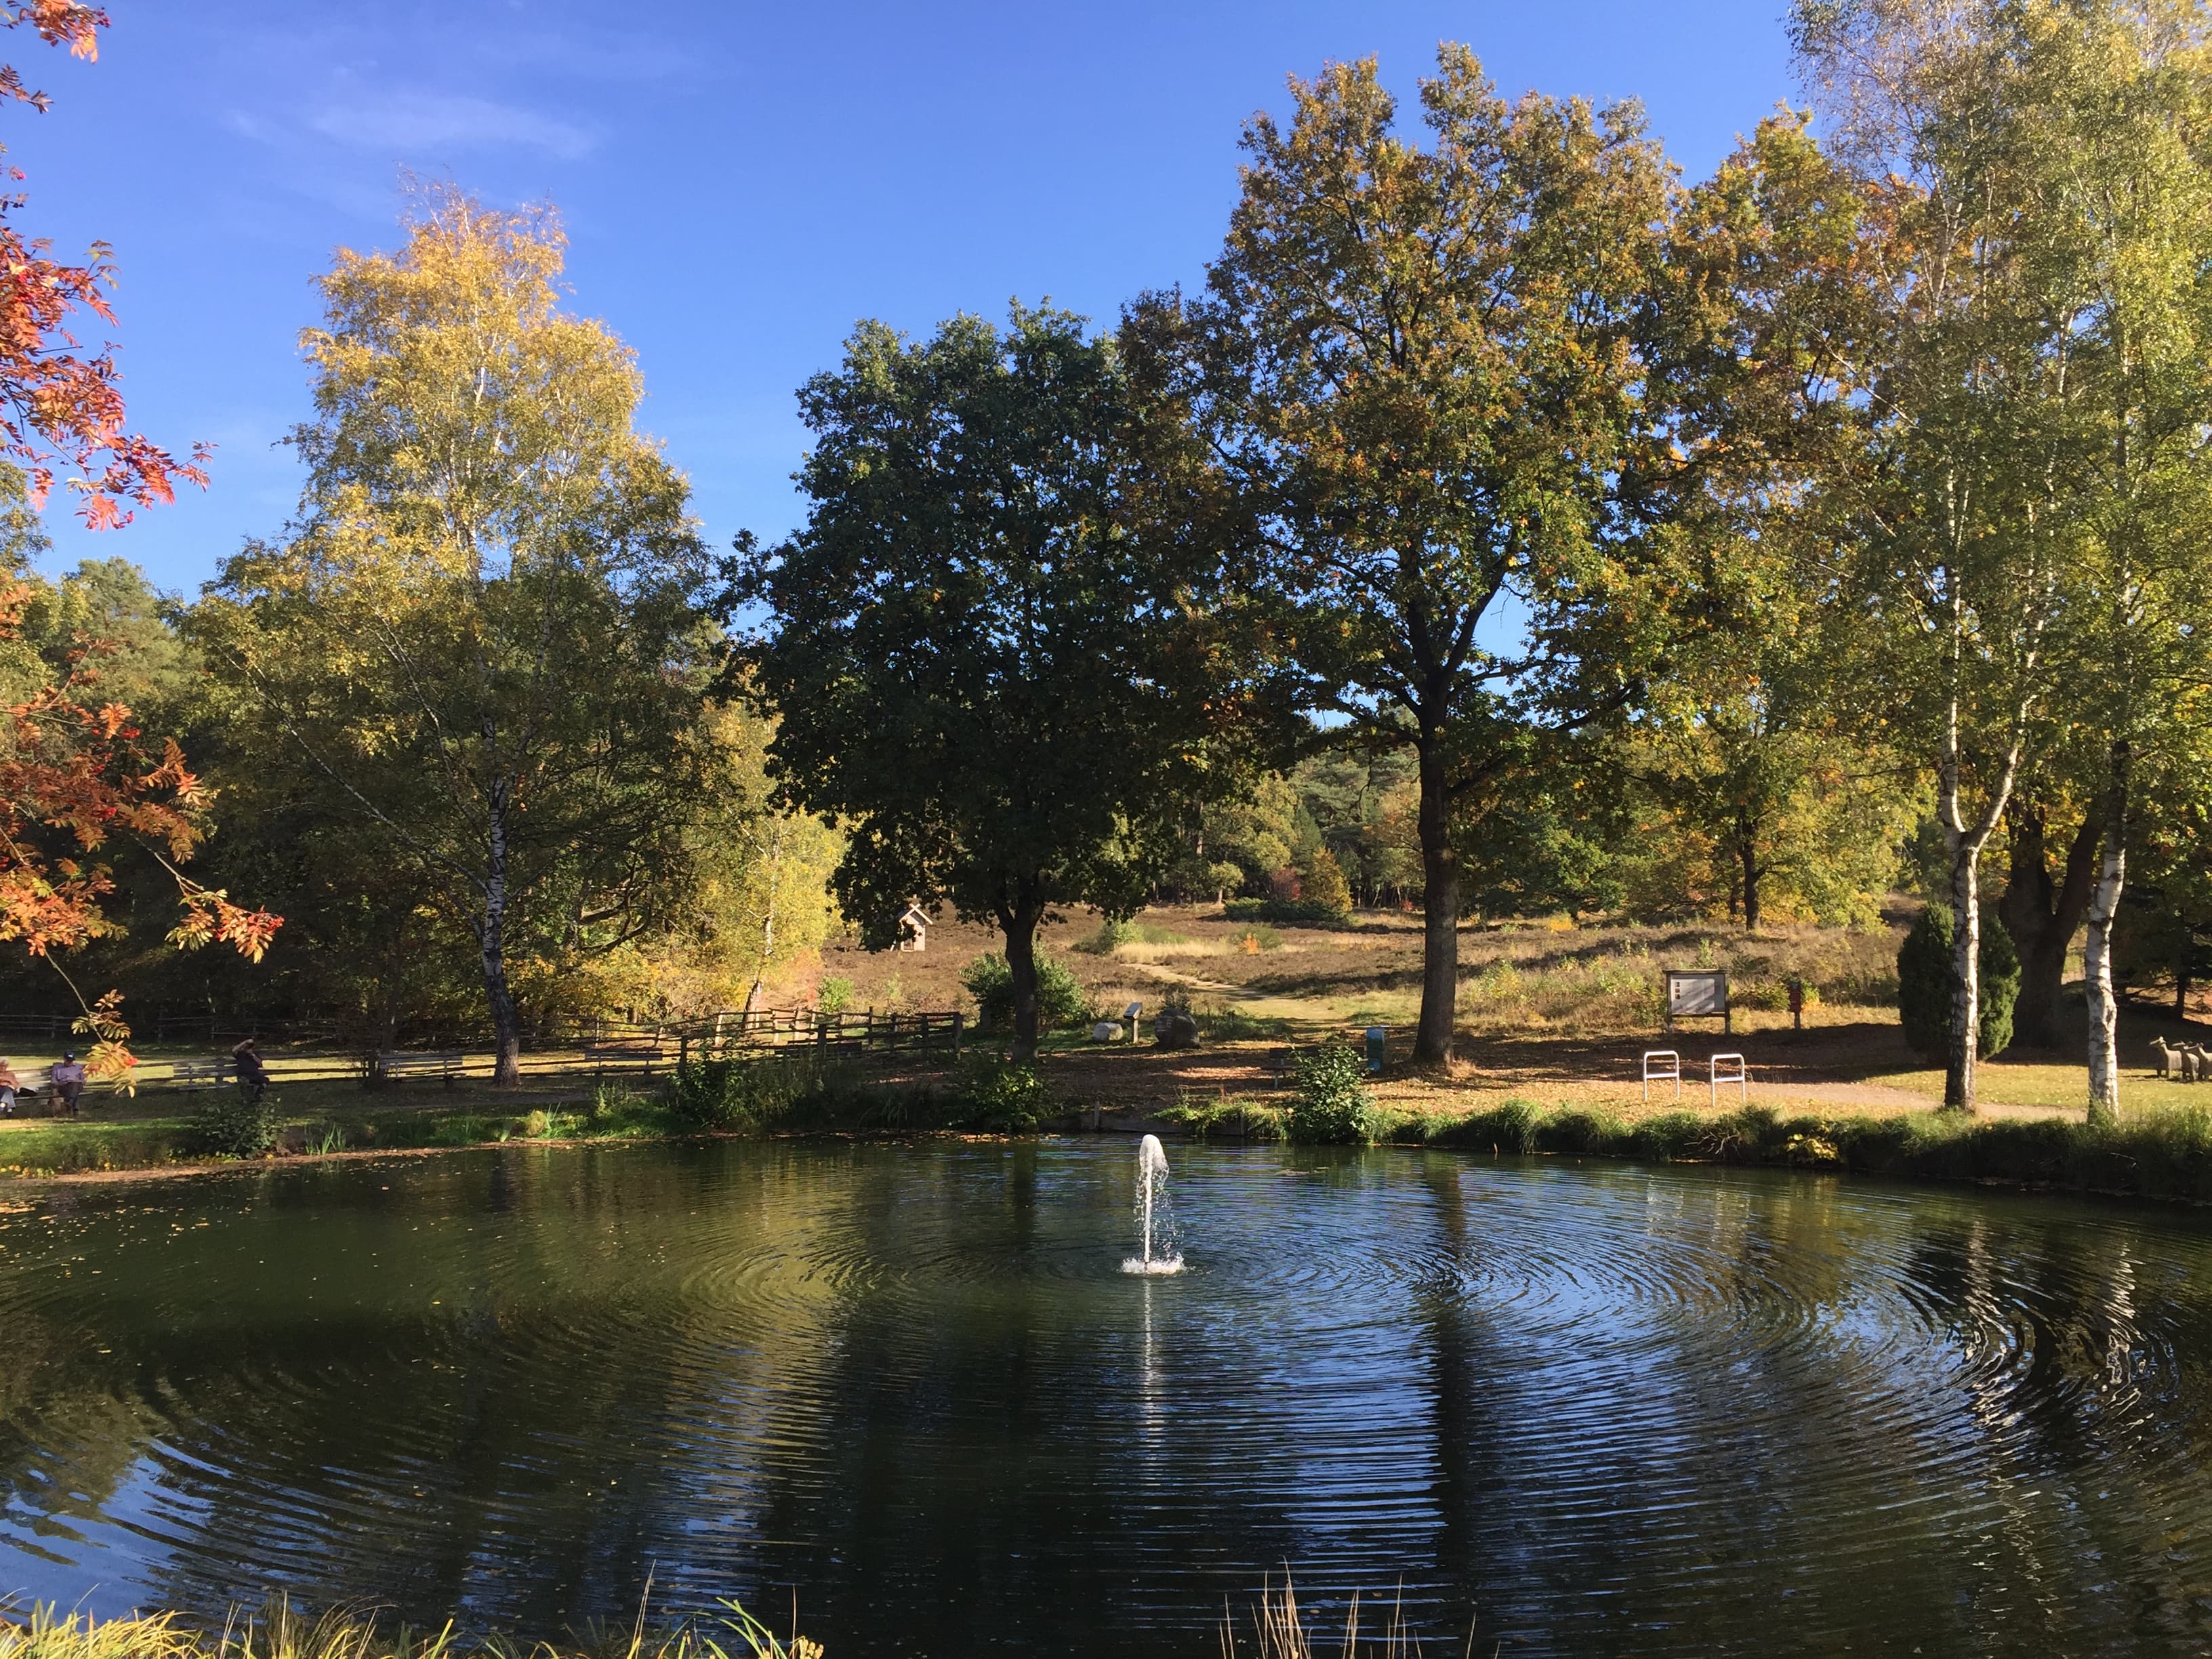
0,7,270,1086
0,4,209,528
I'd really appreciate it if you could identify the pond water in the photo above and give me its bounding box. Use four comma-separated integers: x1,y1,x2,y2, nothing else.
1,1139,2209,1654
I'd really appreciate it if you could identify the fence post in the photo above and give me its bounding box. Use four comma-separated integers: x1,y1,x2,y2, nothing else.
952,1012,964,1056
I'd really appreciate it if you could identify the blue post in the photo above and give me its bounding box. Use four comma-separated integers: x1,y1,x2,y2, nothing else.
1365,1025,1387,1075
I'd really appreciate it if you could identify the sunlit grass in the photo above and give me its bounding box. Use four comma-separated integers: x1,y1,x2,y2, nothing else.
0,1597,820,1659
1866,1060,2189,1113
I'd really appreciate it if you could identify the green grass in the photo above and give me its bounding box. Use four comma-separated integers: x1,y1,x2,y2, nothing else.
1353,1095,2212,1203
1156,1092,1288,1140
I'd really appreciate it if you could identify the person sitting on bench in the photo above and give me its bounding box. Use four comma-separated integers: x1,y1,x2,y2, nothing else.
49,1051,87,1117
232,1038,271,1104
0,1057,19,1118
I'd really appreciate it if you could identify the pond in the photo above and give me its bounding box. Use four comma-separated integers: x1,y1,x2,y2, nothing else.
0,1139,2209,1654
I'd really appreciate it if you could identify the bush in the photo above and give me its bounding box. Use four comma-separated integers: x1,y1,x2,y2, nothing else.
1223,897,1353,927
1898,905,2021,1059
951,1053,1052,1131
817,976,855,1014
960,951,1092,1031
1288,1042,1377,1143
670,1052,857,1130
1075,918,1138,954
191,1085,276,1158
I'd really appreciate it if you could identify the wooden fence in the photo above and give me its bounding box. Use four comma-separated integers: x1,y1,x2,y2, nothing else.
665,1007,964,1065
42,1004,970,1093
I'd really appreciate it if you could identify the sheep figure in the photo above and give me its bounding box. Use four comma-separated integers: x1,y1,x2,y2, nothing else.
2152,1038,2179,1079
2187,1046,2208,1084
2192,1044,2212,1082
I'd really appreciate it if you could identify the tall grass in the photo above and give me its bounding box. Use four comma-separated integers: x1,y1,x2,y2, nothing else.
0,1596,820,1659
1216,1576,1446,1658
1074,918,1191,954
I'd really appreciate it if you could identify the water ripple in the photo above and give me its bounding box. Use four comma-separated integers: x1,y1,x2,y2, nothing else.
0,1142,2205,1655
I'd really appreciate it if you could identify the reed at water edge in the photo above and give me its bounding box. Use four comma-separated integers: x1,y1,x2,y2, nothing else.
0,1597,819,1659
1218,1576,1484,1658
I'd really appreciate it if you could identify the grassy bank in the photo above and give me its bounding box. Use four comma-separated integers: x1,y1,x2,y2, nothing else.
1155,1088,2212,1205
11,1048,2212,1210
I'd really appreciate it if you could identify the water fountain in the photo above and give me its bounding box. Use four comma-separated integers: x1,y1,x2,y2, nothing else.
1122,1132,1185,1275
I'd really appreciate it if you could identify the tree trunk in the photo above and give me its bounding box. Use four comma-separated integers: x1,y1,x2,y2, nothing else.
746,821,788,1015
1414,740,1459,1066
481,792,523,1087
1000,891,1045,1063
1740,823,1762,935
1996,806,2100,1050
2083,740,2130,1128
1945,843,1984,1111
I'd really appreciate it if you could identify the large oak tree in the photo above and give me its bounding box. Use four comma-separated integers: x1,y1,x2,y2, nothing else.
1125,48,1677,1064
734,306,1265,1062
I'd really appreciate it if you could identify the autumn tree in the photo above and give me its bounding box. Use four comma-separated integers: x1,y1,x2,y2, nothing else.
186,190,714,1085
1127,48,1676,1064
734,306,1267,1062
1633,113,1922,932
0,5,271,1075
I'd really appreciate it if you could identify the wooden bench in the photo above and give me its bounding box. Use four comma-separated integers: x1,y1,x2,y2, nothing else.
377,1050,464,1088
169,1059,230,1092
583,1039,663,1078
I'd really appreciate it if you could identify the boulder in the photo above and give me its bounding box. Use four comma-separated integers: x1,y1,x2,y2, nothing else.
1153,1012,1200,1051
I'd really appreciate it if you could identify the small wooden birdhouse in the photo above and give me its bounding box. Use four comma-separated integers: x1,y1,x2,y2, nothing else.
895,904,930,951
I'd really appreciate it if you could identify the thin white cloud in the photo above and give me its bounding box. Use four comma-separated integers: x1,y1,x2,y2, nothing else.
308,91,594,160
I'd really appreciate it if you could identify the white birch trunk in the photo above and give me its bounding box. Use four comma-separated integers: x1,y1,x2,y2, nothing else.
2083,741,2130,1127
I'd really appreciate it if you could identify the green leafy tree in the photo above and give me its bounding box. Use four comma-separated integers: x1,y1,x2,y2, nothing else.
1128,47,1677,1063
1633,112,1925,933
1794,1,2089,1110
1296,844,1351,917
184,188,714,1084
2002,1,2212,1121
733,306,1265,1061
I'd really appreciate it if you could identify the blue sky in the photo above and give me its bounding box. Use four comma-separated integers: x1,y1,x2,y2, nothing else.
11,1,1794,594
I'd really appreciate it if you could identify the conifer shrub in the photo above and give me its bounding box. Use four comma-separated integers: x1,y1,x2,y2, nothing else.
1897,905,2021,1059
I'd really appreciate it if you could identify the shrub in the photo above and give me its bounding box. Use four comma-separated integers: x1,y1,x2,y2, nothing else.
191,1085,276,1158
817,976,855,1014
1898,905,2021,1059
670,1053,853,1130
1223,897,1353,927
1288,1042,1377,1143
951,1053,1052,1131
1193,1001,1291,1041
1076,918,1138,954
960,951,1092,1031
